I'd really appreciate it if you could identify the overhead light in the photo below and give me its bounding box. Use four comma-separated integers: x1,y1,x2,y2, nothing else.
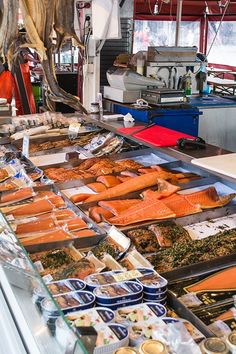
154,1,159,15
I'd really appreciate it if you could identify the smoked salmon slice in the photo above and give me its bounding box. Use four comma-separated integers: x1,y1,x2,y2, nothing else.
96,175,121,188
0,187,34,205
162,194,202,217
34,192,66,208
184,267,236,293
15,217,57,235
214,309,235,321
99,199,140,216
84,172,170,203
58,217,88,231
183,187,236,209
138,168,156,174
141,179,180,200
34,191,56,200
89,206,114,223
21,229,72,246
117,176,132,183
70,193,92,203
6,199,54,218
37,209,75,220
109,199,176,226
72,229,96,237
87,182,107,193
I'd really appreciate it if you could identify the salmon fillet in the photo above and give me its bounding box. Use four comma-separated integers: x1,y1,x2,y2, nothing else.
138,168,156,174
0,187,34,205
162,194,202,217
16,217,56,235
72,229,96,237
21,229,72,246
117,176,132,183
99,199,141,216
34,191,56,200
6,199,54,218
109,199,176,226
96,175,121,188
34,192,66,208
58,217,88,231
141,179,180,200
185,267,236,293
183,186,236,209
70,193,92,203
84,172,170,203
87,182,107,193
89,206,113,223
37,209,75,220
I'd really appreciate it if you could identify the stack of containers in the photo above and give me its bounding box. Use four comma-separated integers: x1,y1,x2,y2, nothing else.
137,271,168,306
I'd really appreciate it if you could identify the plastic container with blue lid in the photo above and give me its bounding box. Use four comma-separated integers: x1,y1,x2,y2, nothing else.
142,291,167,301
115,302,167,326
137,272,168,294
94,281,143,305
84,270,122,290
96,296,143,311
53,290,95,314
66,307,115,327
143,297,167,306
47,278,86,295
93,323,129,354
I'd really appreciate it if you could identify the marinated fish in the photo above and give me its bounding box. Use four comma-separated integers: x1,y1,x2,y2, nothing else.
99,199,140,216
127,228,160,253
149,222,190,247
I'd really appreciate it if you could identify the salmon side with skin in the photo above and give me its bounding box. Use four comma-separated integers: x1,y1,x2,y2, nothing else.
84,172,170,203
182,186,236,209
141,179,180,200
98,199,141,216
87,182,107,193
109,199,176,226
162,194,202,217
96,175,121,188
72,229,96,237
6,199,54,218
185,267,236,293
0,187,34,204
21,229,72,246
89,206,113,223
15,217,57,235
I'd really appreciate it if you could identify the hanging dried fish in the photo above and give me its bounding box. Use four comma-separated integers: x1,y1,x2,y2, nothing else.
54,0,84,50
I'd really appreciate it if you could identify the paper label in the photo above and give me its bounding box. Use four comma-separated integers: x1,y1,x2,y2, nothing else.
68,122,81,134
42,274,53,284
22,134,29,158
34,261,44,272
114,270,142,282
179,293,203,308
6,214,15,221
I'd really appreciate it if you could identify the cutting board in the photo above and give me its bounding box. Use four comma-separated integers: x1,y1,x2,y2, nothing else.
117,125,144,135
132,125,195,147
192,153,236,179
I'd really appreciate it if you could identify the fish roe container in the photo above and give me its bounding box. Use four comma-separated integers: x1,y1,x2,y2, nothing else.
142,291,167,301
65,307,115,327
139,339,168,354
93,323,129,354
226,331,236,353
200,338,229,354
53,290,95,314
96,295,143,311
47,278,86,295
137,272,168,294
84,270,122,291
115,302,167,326
93,281,143,305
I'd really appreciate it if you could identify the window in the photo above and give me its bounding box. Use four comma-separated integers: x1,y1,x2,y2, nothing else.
207,21,236,66
133,20,200,53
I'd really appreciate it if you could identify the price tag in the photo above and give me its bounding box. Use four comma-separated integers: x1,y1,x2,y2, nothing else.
34,261,44,272
22,134,29,158
114,270,142,282
179,293,203,308
68,122,81,134
42,274,53,284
